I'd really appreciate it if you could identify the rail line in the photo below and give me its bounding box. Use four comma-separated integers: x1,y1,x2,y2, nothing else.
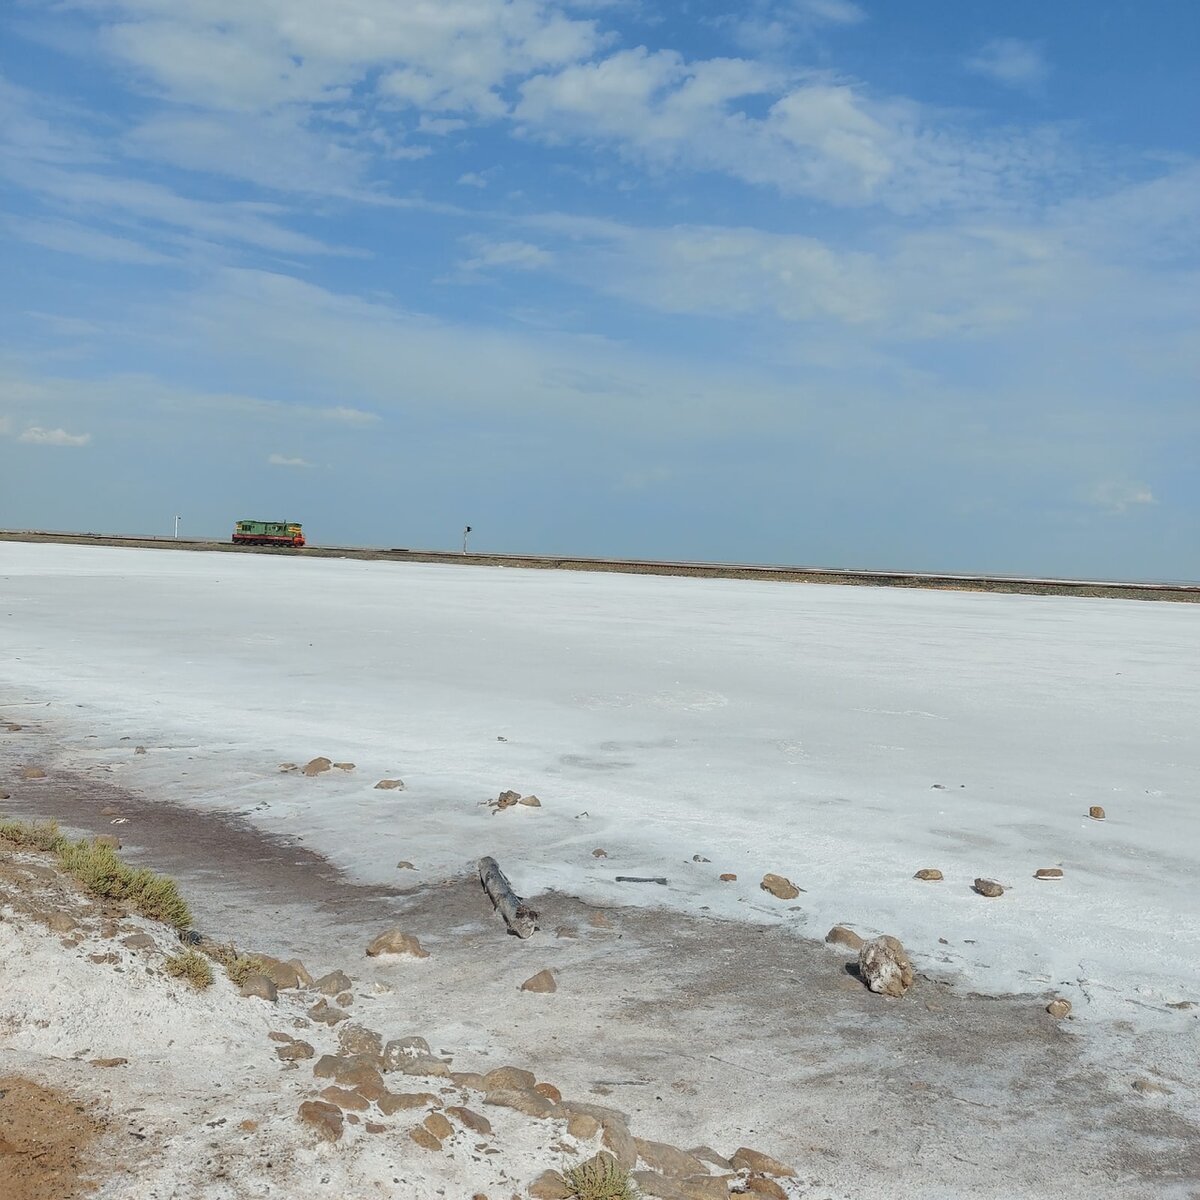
1,529,1197,602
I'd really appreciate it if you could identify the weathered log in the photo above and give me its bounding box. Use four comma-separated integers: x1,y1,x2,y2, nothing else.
478,856,539,938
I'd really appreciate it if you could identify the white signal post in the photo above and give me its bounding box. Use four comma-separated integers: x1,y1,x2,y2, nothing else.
173,514,181,539
462,525,472,555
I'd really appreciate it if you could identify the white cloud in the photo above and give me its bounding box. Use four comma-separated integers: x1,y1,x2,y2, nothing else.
268,453,312,467
460,238,554,272
796,0,866,24
1085,482,1157,514
457,171,490,188
5,214,174,264
966,38,1049,91
19,425,92,446
314,405,379,424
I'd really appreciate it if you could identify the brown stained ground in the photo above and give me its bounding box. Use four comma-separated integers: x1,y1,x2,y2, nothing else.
0,1077,104,1200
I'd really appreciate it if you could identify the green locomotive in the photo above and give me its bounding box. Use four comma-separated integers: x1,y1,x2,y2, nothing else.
232,519,306,547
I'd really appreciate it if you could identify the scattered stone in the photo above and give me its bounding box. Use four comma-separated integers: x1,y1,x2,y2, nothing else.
447,1106,492,1135
365,1122,386,1134
253,955,312,990
424,1112,454,1141
338,1024,383,1060
302,757,332,776
729,1147,796,1177
484,1067,536,1092
689,1147,733,1172
89,1058,128,1068
279,763,298,773
744,1176,789,1199
760,873,801,900
409,1125,442,1151
858,935,915,998
239,974,278,1002
636,1139,706,1177
314,970,352,995
99,805,121,816
1046,999,1072,1019
19,766,47,780
375,778,406,790
335,991,354,1007
383,1036,431,1070
276,1040,315,1062
0,791,8,800
692,854,710,863
914,868,943,881
1132,1078,1172,1097
46,912,79,934
528,1170,572,1199
973,878,1004,898
332,762,355,771
396,1055,452,1078
134,746,146,755
592,848,608,858
521,969,557,993
378,1091,440,1115
567,1113,602,1141
319,1085,370,1112
396,860,416,869
451,1071,488,1090
307,998,349,1026
518,794,542,807
601,1116,638,1169
1088,806,1106,820
825,926,865,951
534,1082,562,1104
719,873,737,882
121,933,156,951
94,834,122,850
88,952,120,965
239,1119,258,1132
366,928,429,958
484,1088,558,1119
298,1099,343,1142
494,789,522,811
1035,868,1064,879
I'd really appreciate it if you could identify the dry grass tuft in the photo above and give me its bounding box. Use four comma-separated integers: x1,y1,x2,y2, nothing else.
563,1153,638,1200
0,818,67,853
202,942,265,986
165,948,214,989
55,838,193,929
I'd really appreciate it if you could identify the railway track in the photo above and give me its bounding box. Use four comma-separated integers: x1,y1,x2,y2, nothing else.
1,529,1196,603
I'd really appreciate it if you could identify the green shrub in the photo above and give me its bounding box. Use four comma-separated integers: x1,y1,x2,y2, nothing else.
202,941,264,986
56,838,192,929
0,818,67,853
165,949,214,989
563,1154,638,1200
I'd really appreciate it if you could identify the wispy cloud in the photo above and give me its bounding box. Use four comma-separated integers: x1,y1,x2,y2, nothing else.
459,239,554,272
268,453,312,467
19,425,91,446
966,38,1049,92
1085,482,1157,514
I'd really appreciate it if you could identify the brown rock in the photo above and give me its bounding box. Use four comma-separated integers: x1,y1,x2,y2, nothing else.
858,936,915,998
484,1088,559,1119
1132,1078,1172,1097
319,1085,370,1112
100,805,121,816
447,1106,492,1135
601,1116,638,1170
518,794,541,807
276,1040,315,1062
632,1173,688,1200
239,974,278,1002
338,1023,383,1061
375,778,406,790
302,757,332,776
1089,806,1106,820
688,1147,733,1172
719,873,737,882
744,1177,788,1199
1046,999,1072,1019
366,928,429,958
382,1035,432,1069
252,955,311,990
377,1090,440,1115
494,789,521,810
121,933,156,951
534,1082,562,1104
134,746,146,755
19,766,47,780
484,1066,537,1092
973,878,1004,897
365,1122,386,1133
89,1057,128,1068
397,1055,452,1078
279,763,298,773
239,1119,258,1132
679,1177,736,1200
396,861,416,869
825,925,865,950
568,1113,602,1140
307,998,348,1025
409,1126,442,1151
451,1070,488,1090
94,834,122,850
333,762,355,771
314,1055,386,1099
298,1099,343,1142
1034,868,1064,879
335,991,354,1007
636,1138,705,1177
760,873,800,900
521,969,557,993
46,912,79,934
729,1147,796,1177
527,1170,572,1200
914,868,943,881
592,848,608,858
424,1112,454,1141
314,969,352,995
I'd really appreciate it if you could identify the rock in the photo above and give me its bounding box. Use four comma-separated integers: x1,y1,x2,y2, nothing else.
729,1147,796,1177
333,762,355,771
276,1040,315,1062
366,929,429,958
307,998,348,1025
134,746,146,755
692,854,711,863
858,935,915,998
760,873,800,900
89,1057,128,1068
424,1112,454,1140
688,1147,733,1172
279,763,298,773
302,757,332,776
409,1126,442,1151
973,878,1004,897
1035,868,1064,879
298,1099,343,1142
632,1172,689,1200
495,789,522,810
521,969,557,993
0,791,8,800
377,1091,440,1115
450,1071,488,1090
239,974,278,1002
254,955,311,990
1088,805,1106,820
396,861,416,869
121,933,156,951
382,1036,432,1069
601,1116,638,1170
100,805,121,816
314,1055,386,1099
319,1085,370,1112
825,925,865,950
46,912,79,934
338,1024,383,1060
719,873,737,882
592,848,608,858
485,1066,536,1092
534,1082,562,1104
528,1170,572,1200
484,1088,559,1119
314,970,352,995
446,1106,492,1135
375,778,406,790
914,868,943,881
567,1113,602,1140
1132,1078,1172,1097
239,1119,258,1132
94,835,122,850
744,1177,789,1199
19,766,47,780
1046,999,1072,1019
365,1122,386,1134
397,1055,452,1078
636,1139,705,1177
518,794,541,807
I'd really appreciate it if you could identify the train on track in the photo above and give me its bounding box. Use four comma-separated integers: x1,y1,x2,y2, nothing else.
231,519,306,548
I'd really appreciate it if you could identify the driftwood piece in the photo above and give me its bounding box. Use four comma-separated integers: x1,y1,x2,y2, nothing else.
478,856,539,938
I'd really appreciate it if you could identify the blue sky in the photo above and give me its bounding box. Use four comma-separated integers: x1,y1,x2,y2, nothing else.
1,1,1196,577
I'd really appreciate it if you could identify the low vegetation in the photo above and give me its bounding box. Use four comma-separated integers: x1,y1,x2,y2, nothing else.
0,818,192,929
563,1154,638,1200
164,948,214,989
202,941,265,986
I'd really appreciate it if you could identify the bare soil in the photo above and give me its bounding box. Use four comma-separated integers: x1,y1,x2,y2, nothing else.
0,1076,104,1200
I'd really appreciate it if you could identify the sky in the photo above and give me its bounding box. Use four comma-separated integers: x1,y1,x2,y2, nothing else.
0,1,1197,578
